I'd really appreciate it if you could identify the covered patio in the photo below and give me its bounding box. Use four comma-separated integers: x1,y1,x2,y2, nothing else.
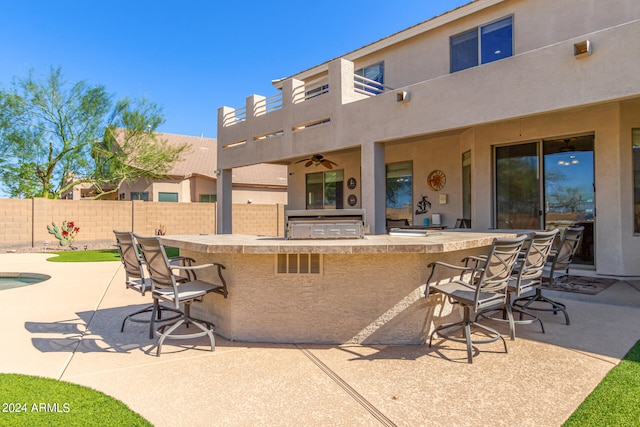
1,252,639,426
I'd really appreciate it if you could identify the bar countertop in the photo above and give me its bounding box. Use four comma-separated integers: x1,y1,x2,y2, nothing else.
161,230,519,255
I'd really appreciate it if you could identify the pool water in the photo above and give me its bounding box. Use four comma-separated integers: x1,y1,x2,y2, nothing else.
0,273,50,291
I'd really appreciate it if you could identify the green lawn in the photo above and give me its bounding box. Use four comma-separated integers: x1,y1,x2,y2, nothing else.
563,339,640,426
46,248,179,262
0,374,151,426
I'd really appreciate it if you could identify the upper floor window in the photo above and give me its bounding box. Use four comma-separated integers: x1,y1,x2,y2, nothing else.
450,16,513,73
355,62,384,94
305,84,329,99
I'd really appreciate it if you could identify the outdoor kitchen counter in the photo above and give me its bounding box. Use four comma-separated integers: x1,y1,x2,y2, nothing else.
161,230,514,254
161,231,518,345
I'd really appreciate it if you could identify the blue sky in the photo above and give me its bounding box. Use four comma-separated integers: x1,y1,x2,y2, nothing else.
0,1,469,138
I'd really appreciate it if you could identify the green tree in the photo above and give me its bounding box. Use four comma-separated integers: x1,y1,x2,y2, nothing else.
0,67,187,199
91,98,189,198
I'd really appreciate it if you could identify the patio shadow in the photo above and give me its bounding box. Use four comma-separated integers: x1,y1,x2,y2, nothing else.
25,305,161,354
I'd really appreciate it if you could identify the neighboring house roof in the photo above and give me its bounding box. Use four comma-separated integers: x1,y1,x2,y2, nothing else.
157,132,218,179
158,132,287,188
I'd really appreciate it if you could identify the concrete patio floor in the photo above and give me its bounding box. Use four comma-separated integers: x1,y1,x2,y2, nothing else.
1,253,639,426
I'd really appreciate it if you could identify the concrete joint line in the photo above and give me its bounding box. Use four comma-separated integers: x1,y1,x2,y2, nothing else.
296,345,397,427
58,263,123,381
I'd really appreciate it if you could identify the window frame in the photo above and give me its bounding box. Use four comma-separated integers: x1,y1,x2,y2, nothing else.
305,169,344,210
385,161,413,224
158,192,179,202
450,15,514,73
199,194,217,203
131,191,149,201
355,61,385,94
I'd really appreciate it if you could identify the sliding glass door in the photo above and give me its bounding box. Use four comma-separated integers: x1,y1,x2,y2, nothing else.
495,142,541,229
495,135,595,264
543,136,595,264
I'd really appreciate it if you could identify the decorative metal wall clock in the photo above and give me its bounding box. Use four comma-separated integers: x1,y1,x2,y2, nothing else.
427,170,446,191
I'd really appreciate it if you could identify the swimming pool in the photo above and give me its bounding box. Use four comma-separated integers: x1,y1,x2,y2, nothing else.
0,273,51,291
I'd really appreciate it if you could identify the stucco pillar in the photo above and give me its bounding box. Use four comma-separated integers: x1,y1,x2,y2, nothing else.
218,106,234,129
282,78,304,107
328,58,358,106
247,94,266,117
216,168,233,234
361,142,386,234
282,78,304,146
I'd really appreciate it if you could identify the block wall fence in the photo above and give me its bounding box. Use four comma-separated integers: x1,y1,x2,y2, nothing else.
0,198,285,250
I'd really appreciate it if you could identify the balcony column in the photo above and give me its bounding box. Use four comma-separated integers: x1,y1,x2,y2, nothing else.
281,78,304,145
361,142,386,235
282,78,304,108
216,168,233,234
328,58,359,106
218,105,235,129
247,94,266,118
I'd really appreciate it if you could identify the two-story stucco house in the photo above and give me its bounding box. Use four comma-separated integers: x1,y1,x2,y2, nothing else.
216,0,640,276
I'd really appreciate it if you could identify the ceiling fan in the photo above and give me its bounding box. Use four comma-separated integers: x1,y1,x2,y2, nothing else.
295,154,338,169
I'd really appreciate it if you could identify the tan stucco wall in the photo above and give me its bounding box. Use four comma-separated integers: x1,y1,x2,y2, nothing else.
232,188,287,205
216,0,640,275
188,249,484,345
468,103,632,275
193,177,216,201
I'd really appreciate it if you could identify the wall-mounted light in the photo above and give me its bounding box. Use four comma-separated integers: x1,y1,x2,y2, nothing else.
397,90,409,103
574,40,592,58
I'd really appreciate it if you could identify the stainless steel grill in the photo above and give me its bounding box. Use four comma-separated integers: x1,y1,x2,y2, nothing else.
285,209,365,239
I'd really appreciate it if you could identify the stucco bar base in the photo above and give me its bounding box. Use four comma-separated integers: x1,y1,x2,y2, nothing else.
162,232,516,345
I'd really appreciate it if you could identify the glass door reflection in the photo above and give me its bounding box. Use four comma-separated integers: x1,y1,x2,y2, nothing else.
544,136,595,265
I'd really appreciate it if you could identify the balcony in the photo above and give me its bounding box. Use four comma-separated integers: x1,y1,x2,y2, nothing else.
217,19,640,169
217,58,392,168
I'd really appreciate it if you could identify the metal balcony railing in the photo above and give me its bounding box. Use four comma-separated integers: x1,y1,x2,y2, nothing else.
354,74,386,96
299,76,330,102
222,107,246,127
254,93,283,116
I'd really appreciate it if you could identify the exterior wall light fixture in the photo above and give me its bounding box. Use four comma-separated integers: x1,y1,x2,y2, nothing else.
397,90,410,103
574,40,592,58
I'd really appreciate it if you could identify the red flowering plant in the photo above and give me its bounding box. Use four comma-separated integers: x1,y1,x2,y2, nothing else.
47,220,80,246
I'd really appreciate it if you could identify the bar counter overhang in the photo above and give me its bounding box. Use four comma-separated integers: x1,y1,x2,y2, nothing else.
161,231,517,345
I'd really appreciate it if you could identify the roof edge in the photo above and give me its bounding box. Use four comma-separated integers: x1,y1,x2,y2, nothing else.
272,0,504,88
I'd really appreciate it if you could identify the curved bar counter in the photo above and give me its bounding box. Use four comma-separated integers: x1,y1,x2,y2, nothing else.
161,231,517,345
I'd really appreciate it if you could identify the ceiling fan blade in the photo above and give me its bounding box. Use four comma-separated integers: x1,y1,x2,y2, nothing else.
305,160,313,167
321,160,333,169
295,158,309,164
